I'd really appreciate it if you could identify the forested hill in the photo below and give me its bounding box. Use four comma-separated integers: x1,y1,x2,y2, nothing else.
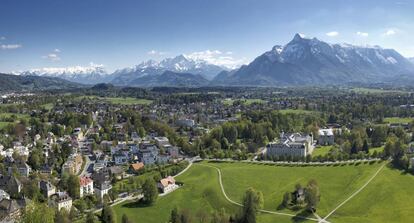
0,73,82,92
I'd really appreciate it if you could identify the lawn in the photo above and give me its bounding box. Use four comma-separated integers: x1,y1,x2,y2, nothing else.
113,161,384,223
209,161,383,217
312,146,333,157
328,165,414,223
0,112,30,129
369,146,384,155
383,117,413,124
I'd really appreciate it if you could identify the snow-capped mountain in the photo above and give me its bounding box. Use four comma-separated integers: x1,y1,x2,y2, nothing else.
212,34,414,86
15,63,110,84
409,57,414,64
110,54,226,86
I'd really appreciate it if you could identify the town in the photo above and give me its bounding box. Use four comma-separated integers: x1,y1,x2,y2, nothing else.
1,85,414,222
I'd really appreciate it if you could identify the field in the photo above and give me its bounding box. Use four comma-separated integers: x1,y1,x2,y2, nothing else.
113,161,392,223
383,117,413,124
350,88,407,94
0,112,30,129
312,145,333,157
329,164,414,223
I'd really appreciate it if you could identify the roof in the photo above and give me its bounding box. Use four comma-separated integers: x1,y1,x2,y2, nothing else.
159,176,175,187
318,128,334,136
130,162,144,171
79,177,93,186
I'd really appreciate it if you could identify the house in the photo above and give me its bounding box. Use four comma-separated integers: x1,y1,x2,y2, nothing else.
94,181,112,199
0,175,22,196
62,153,83,175
38,180,56,198
39,164,53,175
48,192,72,211
109,166,125,180
157,176,176,193
138,144,159,165
0,190,10,201
266,132,314,158
176,118,195,128
79,177,94,198
166,146,180,158
129,162,144,174
113,151,128,165
7,161,31,177
72,128,84,141
318,128,334,145
0,199,21,222
154,137,170,148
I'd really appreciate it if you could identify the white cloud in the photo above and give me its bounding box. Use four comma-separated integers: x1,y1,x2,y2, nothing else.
356,31,369,37
13,62,105,75
384,29,396,36
42,53,61,61
53,48,61,53
147,50,167,56
1,44,22,49
326,31,339,37
185,50,247,69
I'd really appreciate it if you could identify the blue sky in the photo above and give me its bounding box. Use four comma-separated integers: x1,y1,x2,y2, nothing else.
1,0,414,73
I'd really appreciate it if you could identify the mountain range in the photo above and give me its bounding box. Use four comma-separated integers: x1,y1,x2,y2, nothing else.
9,34,414,87
0,73,81,92
213,34,414,86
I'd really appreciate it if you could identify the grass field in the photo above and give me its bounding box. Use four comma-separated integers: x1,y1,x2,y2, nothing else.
113,161,386,222
328,164,414,223
369,146,384,155
0,112,30,130
313,146,334,157
383,117,413,124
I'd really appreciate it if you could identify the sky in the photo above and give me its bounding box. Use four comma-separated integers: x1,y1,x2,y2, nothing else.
1,0,414,73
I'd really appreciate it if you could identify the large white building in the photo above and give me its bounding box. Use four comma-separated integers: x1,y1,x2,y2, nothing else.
48,192,72,211
266,132,314,158
318,128,334,145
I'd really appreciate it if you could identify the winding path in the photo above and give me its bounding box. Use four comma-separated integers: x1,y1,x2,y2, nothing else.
321,161,387,222
198,163,320,222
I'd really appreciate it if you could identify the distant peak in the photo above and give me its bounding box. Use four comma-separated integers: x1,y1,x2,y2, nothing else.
293,33,306,41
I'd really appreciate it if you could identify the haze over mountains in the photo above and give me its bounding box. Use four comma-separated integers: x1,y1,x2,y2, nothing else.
10,34,414,87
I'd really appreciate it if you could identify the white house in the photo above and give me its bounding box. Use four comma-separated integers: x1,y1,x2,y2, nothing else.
157,176,176,193
176,119,195,128
94,181,112,199
318,128,334,145
48,192,72,211
154,137,170,148
79,177,94,198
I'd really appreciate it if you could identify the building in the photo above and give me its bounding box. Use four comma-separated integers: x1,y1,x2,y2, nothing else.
79,177,94,198
318,128,334,145
62,153,83,175
0,190,10,201
0,199,21,222
7,161,31,177
48,192,72,211
38,180,56,198
154,137,170,148
94,181,112,199
0,175,22,196
266,132,314,158
138,144,159,165
129,162,144,174
157,176,176,193
113,151,129,165
176,119,195,128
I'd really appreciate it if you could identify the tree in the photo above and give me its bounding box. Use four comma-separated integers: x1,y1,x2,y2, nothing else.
238,187,264,223
86,212,96,223
67,174,80,199
122,214,132,223
304,179,320,211
170,207,180,223
141,178,158,205
282,192,291,208
362,139,369,154
21,202,55,223
101,204,116,223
